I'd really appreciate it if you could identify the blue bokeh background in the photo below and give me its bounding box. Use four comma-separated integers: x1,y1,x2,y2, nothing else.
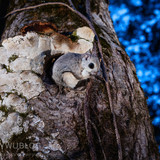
109,0,160,150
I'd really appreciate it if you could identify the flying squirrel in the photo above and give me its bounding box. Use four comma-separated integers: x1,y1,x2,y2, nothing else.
52,51,100,89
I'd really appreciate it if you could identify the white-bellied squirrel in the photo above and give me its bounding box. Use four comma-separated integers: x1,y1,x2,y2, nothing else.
52,51,100,89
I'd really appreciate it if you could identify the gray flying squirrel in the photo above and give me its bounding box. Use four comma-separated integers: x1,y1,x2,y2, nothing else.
52,52,100,89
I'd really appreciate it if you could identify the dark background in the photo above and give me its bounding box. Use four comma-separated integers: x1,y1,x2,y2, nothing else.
109,0,160,151
0,0,160,151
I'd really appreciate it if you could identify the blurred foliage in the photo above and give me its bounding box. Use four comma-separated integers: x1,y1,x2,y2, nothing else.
109,0,160,149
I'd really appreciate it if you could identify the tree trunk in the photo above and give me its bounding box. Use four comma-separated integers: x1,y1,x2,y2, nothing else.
0,0,159,160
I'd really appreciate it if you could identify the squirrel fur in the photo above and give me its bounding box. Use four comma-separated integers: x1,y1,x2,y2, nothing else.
52,52,100,88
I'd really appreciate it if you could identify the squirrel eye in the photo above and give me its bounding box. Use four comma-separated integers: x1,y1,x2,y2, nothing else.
88,63,94,69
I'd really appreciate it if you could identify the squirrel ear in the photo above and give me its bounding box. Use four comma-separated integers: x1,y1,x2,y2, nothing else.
91,42,97,56
84,54,89,60
85,50,92,55
86,48,96,55
83,50,92,60
88,49,92,54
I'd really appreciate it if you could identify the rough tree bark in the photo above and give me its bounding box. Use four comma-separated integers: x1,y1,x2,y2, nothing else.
0,0,159,160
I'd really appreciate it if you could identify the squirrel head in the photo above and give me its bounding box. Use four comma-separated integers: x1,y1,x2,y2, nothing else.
81,53,100,76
